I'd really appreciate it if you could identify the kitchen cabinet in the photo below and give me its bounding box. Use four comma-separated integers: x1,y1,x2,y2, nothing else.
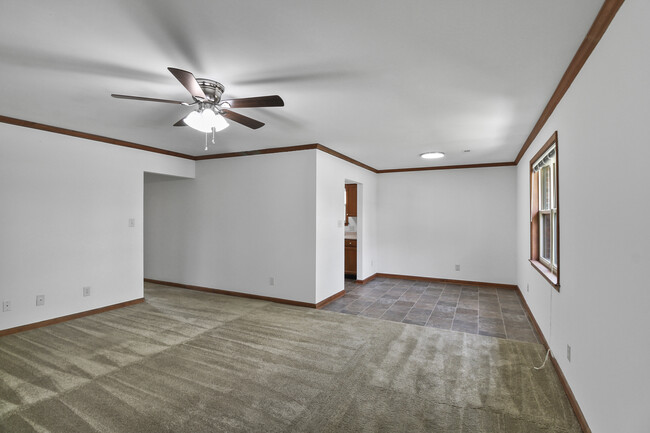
345,238,357,276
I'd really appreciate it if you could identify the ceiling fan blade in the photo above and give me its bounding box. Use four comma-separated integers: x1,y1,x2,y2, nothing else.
173,118,186,127
222,95,284,108
222,110,264,129
111,94,187,105
168,67,207,100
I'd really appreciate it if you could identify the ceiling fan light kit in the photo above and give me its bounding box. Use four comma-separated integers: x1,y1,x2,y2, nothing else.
111,67,284,148
183,108,229,133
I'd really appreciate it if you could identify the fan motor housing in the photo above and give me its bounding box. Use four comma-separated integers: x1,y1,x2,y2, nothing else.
196,78,225,103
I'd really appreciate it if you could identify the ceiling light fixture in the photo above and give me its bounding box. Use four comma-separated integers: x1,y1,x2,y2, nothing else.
420,152,445,159
183,108,229,133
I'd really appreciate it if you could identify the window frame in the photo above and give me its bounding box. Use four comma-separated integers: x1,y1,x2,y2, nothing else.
529,131,560,291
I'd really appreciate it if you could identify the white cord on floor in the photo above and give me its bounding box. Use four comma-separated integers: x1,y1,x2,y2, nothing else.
534,348,552,370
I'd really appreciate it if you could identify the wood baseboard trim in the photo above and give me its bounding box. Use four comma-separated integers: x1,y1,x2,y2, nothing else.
144,278,327,309
0,298,145,337
315,290,346,309
356,273,378,285
375,273,517,290
514,286,591,433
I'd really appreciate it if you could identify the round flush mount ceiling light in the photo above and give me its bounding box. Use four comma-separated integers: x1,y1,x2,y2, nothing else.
420,152,445,159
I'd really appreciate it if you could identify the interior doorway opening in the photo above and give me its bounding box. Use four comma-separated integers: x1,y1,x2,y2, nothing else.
344,181,359,280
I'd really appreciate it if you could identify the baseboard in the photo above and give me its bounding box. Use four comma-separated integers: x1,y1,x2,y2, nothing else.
315,290,346,309
515,286,591,433
144,278,343,310
375,273,518,290
356,273,378,284
0,298,145,337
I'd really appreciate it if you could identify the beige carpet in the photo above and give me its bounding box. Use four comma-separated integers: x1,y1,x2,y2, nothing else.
0,284,581,432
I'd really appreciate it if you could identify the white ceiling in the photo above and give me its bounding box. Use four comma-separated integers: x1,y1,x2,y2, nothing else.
0,0,603,169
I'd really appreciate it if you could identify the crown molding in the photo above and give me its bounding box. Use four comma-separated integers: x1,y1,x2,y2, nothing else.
513,0,625,164
0,115,195,160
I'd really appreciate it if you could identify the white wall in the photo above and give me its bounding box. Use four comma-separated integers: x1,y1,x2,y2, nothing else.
515,1,650,432
144,150,318,303
377,167,516,285
315,151,377,302
0,123,195,330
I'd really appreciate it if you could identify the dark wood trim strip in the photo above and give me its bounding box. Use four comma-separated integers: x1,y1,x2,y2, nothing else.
0,115,195,160
530,260,560,290
145,278,323,308
0,298,145,337
2,115,522,173
515,286,591,433
356,273,378,285
314,144,378,173
377,161,515,174
375,273,518,290
195,143,319,160
514,0,625,164
315,290,346,309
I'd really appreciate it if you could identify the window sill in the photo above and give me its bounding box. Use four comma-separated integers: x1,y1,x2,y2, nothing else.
529,260,560,292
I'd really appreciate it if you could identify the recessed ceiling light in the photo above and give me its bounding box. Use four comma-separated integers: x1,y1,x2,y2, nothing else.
420,152,445,159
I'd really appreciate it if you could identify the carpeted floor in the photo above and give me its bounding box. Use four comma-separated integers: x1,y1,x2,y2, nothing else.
0,283,581,432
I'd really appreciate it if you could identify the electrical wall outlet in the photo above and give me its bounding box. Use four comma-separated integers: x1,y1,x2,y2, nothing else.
2,300,10,312
128,218,135,227
527,283,530,292
269,277,275,286
36,295,45,306
83,286,91,297
567,344,572,362
455,264,460,271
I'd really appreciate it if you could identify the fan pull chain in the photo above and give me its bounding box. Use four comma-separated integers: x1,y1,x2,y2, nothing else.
204,132,208,151
212,127,215,144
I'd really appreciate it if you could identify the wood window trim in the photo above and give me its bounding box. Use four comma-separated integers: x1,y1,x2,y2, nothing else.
530,131,560,291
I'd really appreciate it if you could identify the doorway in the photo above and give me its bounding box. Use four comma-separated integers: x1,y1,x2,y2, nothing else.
344,182,358,279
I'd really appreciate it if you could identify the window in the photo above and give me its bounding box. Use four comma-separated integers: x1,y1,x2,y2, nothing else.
530,132,559,290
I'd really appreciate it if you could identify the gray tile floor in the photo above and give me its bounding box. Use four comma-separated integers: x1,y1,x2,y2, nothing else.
322,277,540,343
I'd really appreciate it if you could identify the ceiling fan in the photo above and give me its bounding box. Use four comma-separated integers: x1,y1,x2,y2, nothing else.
111,67,284,133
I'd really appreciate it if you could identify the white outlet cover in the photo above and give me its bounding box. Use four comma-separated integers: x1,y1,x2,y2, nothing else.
36,295,45,306
2,301,10,312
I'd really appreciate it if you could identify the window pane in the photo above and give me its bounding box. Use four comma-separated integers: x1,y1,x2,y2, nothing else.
540,213,551,262
552,211,557,267
540,165,550,210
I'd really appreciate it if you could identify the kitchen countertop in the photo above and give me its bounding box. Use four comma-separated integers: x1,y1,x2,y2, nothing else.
345,232,357,240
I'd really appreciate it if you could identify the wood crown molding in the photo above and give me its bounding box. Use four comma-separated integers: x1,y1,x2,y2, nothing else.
2,2,624,174
377,161,515,174
513,0,625,164
0,115,195,160
515,286,591,433
0,298,144,337
144,278,343,309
